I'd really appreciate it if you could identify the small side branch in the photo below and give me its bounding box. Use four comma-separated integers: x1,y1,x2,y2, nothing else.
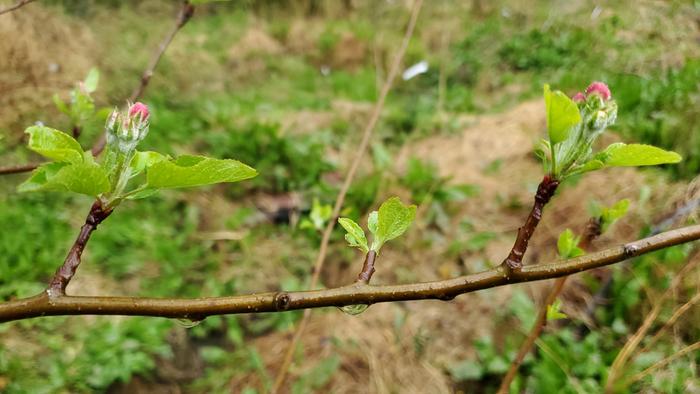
91,0,195,155
0,163,39,175
0,225,698,323
497,217,602,394
356,250,377,284
270,0,424,391
501,175,559,275
47,200,113,296
0,0,35,16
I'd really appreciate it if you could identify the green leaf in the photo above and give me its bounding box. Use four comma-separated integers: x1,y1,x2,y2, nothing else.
18,161,110,197
338,218,369,253
53,93,69,114
146,155,257,189
572,159,605,175
83,68,99,93
129,151,169,176
544,84,581,145
25,126,84,164
370,197,416,251
449,359,483,381
125,188,159,200
601,199,630,232
546,299,568,321
599,143,682,167
557,229,584,259
308,198,332,230
368,211,378,234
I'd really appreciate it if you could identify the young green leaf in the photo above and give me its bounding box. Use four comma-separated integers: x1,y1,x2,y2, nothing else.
368,211,378,235
125,188,159,200
338,218,369,253
370,197,416,251
600,199,630,232
25,126,84,164
308,199,332,230
83,68,99,93
544,84,581,145
129,151,169,177
598,143,682,167
146,155,257,189
18,161,110,197
557,229,584,259
546,299,568,321
53,93,69,114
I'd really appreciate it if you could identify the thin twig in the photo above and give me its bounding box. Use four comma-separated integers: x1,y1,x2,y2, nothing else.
91,0,195,155
0,163,39,175
356,250,378,284
47,200,113,296
501,175,559,275
497,217,602,394
0,1,194,174
605,252,700,391
270,1,423,391
0,225,698,323
0,0,35,16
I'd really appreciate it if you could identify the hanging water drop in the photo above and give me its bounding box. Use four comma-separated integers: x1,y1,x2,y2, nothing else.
176,317,203,328
339,304,369,316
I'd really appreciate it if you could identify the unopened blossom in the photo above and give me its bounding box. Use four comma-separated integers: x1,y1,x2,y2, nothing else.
105,102,151,154
128,102,150,121
585,81,611,101
572,92,586,103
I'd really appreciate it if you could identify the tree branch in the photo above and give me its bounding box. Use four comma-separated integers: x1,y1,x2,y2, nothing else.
0,1,195,174
47,200,113,296
0,0,35,16
0,163,39,175
271,0,424,390
1,225,698,324
501,175,559,275
497,217,602,394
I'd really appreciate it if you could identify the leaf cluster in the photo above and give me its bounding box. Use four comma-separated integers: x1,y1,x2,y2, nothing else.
338,197,416,254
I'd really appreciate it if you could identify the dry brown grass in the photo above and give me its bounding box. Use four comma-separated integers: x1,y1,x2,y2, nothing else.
0,4,96,141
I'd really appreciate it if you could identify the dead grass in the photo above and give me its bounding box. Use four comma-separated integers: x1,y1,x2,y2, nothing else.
0,3,96,141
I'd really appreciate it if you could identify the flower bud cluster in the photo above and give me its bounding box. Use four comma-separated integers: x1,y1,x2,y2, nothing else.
105,102,150,154
551,82,618,178
573,81,617,135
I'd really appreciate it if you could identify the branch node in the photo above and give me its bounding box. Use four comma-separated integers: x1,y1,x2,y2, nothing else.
623,243,641,257
436,292,456,301
274,292,291,311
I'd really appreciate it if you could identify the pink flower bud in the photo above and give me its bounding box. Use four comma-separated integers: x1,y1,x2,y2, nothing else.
129,102,150,121
572,92,586,103
584,81,611,100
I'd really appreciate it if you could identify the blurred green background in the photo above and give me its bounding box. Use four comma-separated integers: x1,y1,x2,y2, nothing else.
0,0,698,393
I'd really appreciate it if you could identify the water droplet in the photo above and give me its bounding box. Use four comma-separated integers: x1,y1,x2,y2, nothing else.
339,304,369,316
176,318,203,328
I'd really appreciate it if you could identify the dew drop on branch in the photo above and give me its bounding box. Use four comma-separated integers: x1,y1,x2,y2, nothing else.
338,304,369,316
176,318,203,328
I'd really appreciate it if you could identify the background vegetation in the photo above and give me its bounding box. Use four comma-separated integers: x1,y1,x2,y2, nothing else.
0,0,698,392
